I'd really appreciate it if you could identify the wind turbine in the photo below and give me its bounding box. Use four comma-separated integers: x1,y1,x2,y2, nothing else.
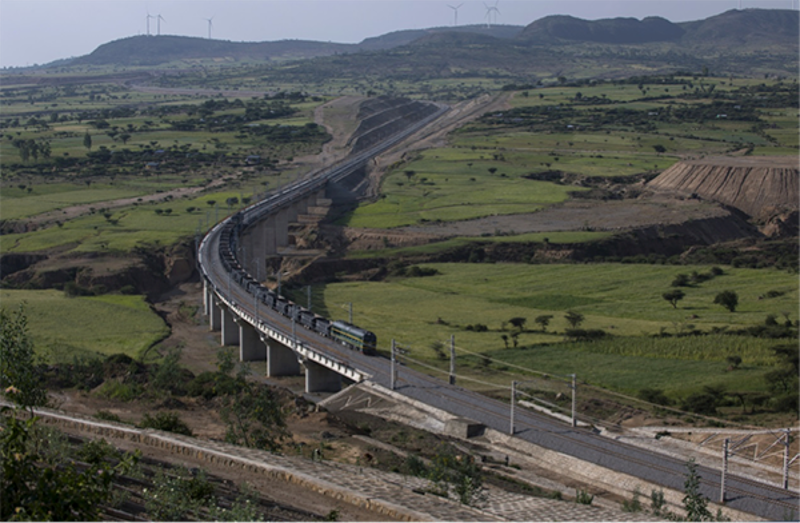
484,0,500,28
204,16,214,39
448,3,463,27
146,12,154,36
157,14,165,36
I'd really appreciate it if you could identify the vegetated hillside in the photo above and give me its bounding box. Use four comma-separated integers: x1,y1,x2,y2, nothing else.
517,15,685,44
68,26,523,67
70,35,353,66
356,24,523,51
679,8,800,48
254,8,798,82
647,156,800,219
49,9,797,78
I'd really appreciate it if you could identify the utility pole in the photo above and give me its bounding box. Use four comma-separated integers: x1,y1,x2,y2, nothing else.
348,302,353,324
510,380,516,435
277,271,281,297
571,373,577,428
449,334,456,385
783,429,791,489
720,438,729,503
307,285,312,311
391,339,397,390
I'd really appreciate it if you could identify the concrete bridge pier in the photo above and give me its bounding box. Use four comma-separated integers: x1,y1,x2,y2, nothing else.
304,359,342,393
221,305,240,346
203,280,211,316
262,335,301,377
273,209,289,249
208,294,222,331
238,320,264,362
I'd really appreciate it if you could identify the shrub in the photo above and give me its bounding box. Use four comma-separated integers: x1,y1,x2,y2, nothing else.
93,410,122,422
575,489,594,505
95,380,141,402
638,388,671,406
565,328,606,341
681,392,718,415
138,412,193,436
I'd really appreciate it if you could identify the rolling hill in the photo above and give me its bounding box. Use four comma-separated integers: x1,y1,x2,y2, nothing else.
34,9,800,78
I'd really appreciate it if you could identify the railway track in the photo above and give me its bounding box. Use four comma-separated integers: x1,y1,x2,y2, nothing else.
197,99,800,521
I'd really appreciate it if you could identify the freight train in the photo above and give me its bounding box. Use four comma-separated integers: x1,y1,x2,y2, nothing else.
216,212,377,355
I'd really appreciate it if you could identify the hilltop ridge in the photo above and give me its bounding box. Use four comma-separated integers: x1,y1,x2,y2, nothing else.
33,8,797,76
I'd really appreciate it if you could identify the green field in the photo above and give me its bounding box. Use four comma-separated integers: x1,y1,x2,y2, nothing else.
341,78,797,231
339,149,583,228
0,290,169,362
307,263,797,397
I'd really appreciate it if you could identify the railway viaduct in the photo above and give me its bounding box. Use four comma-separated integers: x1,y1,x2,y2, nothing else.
201,97,446,393
197,97,799,520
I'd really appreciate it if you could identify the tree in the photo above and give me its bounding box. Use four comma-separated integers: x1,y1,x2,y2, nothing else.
404,170,415,182
534,314,553,332
662,289,685,309
653,144,666,153
0,306,47,408
508,317,526,331
1,407,137,520
672,273,691,287
564,310,584,329
713,290,738,312
500,334,509,349
682,459,713,521
83,131,92,151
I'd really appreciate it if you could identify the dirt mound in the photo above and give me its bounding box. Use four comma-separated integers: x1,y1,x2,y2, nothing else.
647,156,799,219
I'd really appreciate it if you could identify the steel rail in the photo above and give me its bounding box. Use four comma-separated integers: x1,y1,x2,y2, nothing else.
197,101,798,521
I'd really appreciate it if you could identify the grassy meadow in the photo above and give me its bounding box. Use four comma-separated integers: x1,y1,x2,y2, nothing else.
305,263,797,398
341,77,798,232
0,289,169,362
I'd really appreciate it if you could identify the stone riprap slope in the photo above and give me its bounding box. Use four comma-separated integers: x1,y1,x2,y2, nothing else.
647,156,799,219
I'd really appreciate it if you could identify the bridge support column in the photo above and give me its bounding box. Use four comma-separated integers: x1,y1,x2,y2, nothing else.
304,360,342,393
238,320,264,362
274,209,289,248
263,336,300,377
209,297,222,331
221,306,240,346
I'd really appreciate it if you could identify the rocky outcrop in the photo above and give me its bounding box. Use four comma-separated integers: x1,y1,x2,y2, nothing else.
647,156,799,220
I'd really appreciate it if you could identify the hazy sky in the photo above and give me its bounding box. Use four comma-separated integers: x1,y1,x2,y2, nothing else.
0,0,796,68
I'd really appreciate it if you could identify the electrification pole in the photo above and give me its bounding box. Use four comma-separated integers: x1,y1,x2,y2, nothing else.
510,380,517,435
449,334,456,385
348,302,353,324
391,339,397,390
784,429,791,489
720,438,729,503
571,373,577,428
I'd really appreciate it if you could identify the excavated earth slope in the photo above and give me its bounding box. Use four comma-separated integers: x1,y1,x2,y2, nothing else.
647,156,799,219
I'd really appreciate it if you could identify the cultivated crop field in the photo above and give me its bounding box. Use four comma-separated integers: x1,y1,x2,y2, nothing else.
342,77,798,235
307,262,797,402
0,289,168,362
